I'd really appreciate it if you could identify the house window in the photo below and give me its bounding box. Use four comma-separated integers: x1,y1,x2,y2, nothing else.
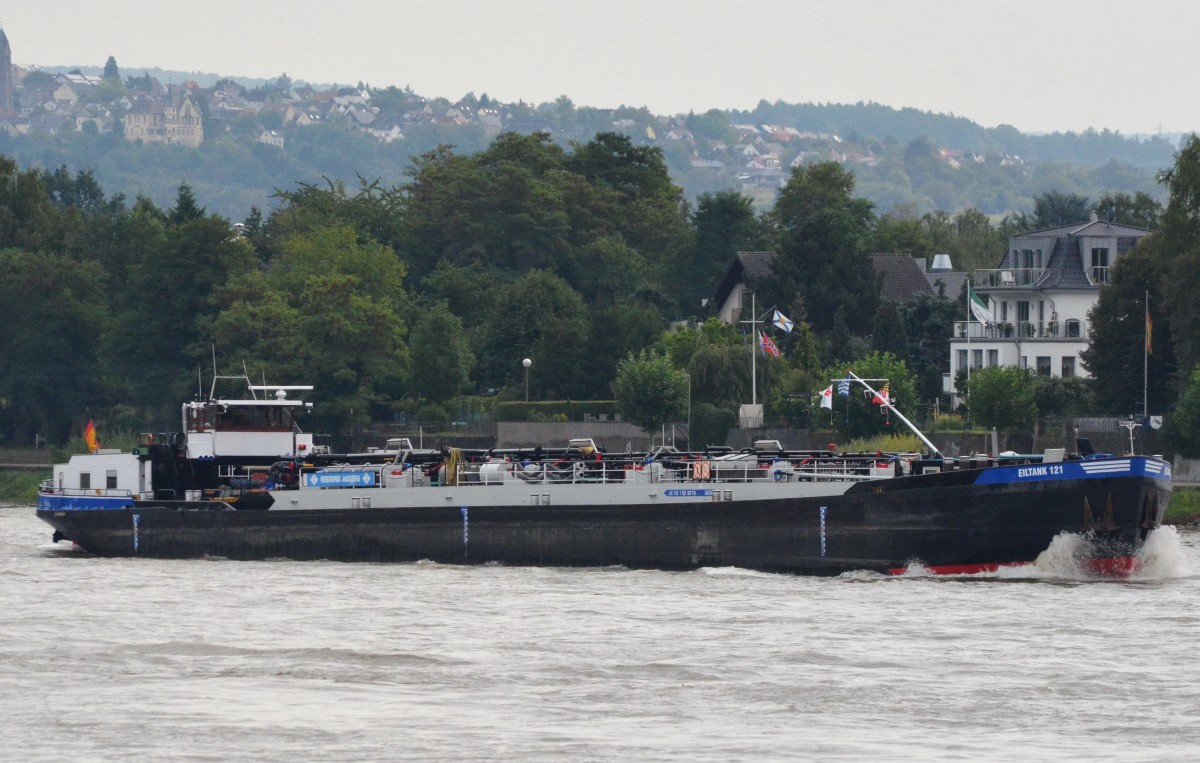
1017,301,1031,335
972,349,983,369
957,350,968,372
1036,356,1052,376
1091,248,1110,284
1062,357,1076,378
987,350,999,367
106,470,118,490
1000,301,1009,322
80,472,91,490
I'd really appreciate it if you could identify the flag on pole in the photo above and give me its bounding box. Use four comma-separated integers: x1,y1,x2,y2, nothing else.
772,309,794,333
837,376,851,396
872,383,891,405
968,286,993,323
760,331,781,357
1146,305,1154,356
819,385,834,410
84,420,100,452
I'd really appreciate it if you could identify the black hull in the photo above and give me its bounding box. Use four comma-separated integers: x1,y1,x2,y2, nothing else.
36,471,1169,576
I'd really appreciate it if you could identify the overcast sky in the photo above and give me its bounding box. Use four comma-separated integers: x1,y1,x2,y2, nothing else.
5,0,1195,135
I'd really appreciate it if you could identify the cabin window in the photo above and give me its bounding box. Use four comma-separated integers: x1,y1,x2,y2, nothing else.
1062,357,1076,378
79,472,91,490
106,470,118,489
987,350,999,367
1036,356,1052,376
1091,248,1110,284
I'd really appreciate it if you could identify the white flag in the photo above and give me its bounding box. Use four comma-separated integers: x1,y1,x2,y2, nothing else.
773,309,794,333
820,385,834,410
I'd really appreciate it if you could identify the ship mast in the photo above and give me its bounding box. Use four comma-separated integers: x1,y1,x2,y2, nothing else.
843,372,942,457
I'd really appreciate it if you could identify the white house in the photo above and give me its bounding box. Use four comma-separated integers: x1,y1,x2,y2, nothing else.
948,216,1150,399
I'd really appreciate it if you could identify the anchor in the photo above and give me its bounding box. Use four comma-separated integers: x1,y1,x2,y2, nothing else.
1082,495,1120,533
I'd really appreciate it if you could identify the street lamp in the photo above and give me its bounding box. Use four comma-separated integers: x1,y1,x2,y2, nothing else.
522,358,532,402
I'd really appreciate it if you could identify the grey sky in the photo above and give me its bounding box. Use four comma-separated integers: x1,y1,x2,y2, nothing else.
6,0,1194,134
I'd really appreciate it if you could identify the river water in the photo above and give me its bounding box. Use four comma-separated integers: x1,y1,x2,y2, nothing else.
2,505,1198,762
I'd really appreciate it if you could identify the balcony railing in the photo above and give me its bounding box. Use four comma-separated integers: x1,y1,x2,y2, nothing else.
953,319,1088,340
973,268,1048,288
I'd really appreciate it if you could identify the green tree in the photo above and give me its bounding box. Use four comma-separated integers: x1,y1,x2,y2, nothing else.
0,249,108,444
688,190,763,312
818,352,917,440
1080,241,1173,413
764,162,878,334
966,366,1038,435
409,302,474,403
477,270,590,399
1093,191,1161,230
612,350,689,436
1032,190,1090,228
1164,364,1200,457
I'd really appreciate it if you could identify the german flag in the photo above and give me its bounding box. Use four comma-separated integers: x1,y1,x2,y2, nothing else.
84,420,100,452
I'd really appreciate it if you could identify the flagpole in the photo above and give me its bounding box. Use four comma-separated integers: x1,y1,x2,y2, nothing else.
965,279,971,422
751,291,757,406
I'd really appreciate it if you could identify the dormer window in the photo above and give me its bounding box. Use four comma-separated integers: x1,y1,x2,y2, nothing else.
1090,248,1110,284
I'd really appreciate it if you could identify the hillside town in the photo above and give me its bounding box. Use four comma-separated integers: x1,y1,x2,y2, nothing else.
0,28,1045,209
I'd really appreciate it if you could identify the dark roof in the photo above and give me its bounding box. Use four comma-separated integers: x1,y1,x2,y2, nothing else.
710,251,777,313
1003,218,1151,290
1012,219,1150,240
871,253,935,302
927,270,968,299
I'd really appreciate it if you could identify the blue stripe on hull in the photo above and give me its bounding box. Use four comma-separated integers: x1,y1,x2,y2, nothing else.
973,456,1171,486
37,494,135,511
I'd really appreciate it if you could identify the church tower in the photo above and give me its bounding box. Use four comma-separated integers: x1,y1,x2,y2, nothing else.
0,27,12,112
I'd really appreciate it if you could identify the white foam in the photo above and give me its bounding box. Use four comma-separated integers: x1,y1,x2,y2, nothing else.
1131,526,1194,580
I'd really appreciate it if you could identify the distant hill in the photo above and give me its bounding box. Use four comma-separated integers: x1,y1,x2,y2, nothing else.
2,66,1180,220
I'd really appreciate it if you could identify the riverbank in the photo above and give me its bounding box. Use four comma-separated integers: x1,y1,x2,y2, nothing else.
0,470,44,505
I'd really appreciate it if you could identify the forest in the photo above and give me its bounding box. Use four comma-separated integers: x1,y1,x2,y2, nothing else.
2,130,1200,454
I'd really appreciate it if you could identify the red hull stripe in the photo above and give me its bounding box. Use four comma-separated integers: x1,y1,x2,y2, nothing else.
887,557,1139,577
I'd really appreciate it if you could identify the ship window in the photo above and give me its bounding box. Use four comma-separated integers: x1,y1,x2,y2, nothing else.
1036,356,1052,376
106,470,118,489
79,472,91,489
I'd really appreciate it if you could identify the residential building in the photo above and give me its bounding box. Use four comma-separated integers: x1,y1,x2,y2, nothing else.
123,92,204,147
947,216,1150,400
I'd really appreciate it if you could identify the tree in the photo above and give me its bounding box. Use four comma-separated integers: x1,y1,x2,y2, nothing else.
1093,191,1161,230
1080,240,1173,413
687,190,763,312
819,352,917,441
103,56,120,81
966,366,1037,435
0,249,108,444
409,302,474,403
169,182,205,225
612,350,688,436
1032,191,1090,228
1164,364,1200,457
764,162,878,334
